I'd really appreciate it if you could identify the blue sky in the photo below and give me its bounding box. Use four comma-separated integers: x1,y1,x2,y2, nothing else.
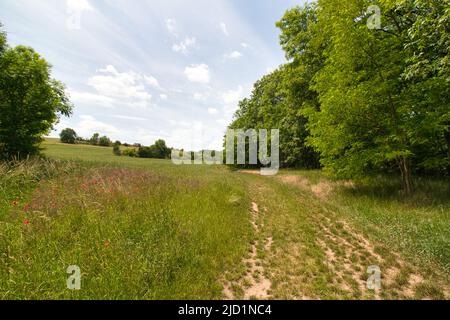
0,0,305,150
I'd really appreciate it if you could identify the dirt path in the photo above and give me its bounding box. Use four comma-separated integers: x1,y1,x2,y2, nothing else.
221,172,449,300
223,201,273,299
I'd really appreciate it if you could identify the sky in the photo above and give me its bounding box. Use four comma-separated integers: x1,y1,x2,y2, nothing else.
0,0,305,150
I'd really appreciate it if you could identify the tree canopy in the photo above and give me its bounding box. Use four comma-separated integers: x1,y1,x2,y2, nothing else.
60,128,77,144
0,26,72,159
228,0,449,193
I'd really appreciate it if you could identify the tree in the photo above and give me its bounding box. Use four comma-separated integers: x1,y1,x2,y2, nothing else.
98,136,111,147
113,143,121,156
153,139,170,159
60,128,77,144
0,23,6,55
227,4,324,169
0,40,72,159
90,133,100,145
137,146,153,158
303,0,450,193
399,0,450,176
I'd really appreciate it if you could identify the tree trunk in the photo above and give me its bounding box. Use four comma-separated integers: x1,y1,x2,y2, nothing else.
398,156,413,194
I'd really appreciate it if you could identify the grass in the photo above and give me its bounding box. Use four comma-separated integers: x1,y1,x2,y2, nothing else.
0,139,448,299
0,140,251,299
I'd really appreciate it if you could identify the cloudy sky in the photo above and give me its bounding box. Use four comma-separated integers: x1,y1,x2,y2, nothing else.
0,0,304,150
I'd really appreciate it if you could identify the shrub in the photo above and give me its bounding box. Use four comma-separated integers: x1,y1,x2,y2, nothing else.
59,128,77,144
98,136,111,147
113,141,121,156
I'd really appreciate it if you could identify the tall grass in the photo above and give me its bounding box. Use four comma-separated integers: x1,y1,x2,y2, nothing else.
0,157,251,299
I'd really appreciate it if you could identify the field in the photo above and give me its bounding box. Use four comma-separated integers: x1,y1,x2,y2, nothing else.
0,139,449,299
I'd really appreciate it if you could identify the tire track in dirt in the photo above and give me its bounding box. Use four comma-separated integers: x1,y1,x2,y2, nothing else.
278,174,441,299
222,202,273,300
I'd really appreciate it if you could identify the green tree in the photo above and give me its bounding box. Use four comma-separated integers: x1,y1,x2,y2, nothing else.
0,23,6,54
0,40,72,159
98,136,111,147
304,0,449,193
113,141,121,156
90,133,100,145
398,0,450,176
153,139,170,159
59,128,77,144
228,3,324,169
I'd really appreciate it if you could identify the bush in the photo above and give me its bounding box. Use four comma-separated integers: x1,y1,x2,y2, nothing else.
113,142,121,156
59,128,77,144
89,133,100,146
122,149,137,157
98,136,111,147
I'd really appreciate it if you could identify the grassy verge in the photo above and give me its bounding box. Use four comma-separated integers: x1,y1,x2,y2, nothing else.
0,154,251,299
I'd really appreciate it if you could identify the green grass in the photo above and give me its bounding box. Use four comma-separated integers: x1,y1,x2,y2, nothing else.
0,139,448,299
0,140,251,299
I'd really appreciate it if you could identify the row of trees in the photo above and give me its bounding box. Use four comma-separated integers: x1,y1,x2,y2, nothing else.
0,23,72,159
60,128,113,147
228,0,449,193
60,128,171,159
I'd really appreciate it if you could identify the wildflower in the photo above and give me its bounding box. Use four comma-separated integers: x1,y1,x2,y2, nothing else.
104,240,110,248
12,199,19,207
23,203,31,212
23,219,30,226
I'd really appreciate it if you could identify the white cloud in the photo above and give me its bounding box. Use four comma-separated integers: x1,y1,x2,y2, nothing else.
111,115,149,121
223,51,243,60
220,22,229,36
69,91,114,108
208,108,218,115
71,65,156,109
240,42,249,48
184,64,210,84
223,85,244,105
165,18,177,36
144,75,162,90
223,85,245,116
172,37,196,54
67,0,93,12
193,92,208,101
77,115,120,137
89,65,151,101
159,94,168,100
216,118,229,125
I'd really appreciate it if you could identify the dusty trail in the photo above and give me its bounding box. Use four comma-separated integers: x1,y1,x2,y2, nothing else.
222,171,449,300
223,201,273,299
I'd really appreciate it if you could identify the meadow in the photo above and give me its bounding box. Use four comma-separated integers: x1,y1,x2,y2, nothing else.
0,139,448,299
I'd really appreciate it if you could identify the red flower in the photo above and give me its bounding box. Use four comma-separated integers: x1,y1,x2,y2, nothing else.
23,203,30,212
23,219,30,225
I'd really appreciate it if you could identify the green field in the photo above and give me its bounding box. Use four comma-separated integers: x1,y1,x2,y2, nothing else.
0,139,449,299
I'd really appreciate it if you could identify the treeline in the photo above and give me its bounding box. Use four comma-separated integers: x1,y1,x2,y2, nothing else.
59,128,171,160
228,0,449,193
60,128,114,147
